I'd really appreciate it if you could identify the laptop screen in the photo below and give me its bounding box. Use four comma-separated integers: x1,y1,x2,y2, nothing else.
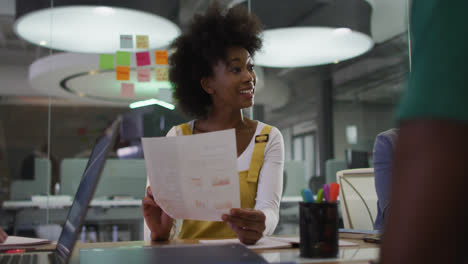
55,117,121,261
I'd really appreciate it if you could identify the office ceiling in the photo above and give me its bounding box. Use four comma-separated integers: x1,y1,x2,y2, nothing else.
0,0,409,107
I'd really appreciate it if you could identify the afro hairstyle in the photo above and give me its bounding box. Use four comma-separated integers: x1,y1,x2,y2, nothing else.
169,4,263,118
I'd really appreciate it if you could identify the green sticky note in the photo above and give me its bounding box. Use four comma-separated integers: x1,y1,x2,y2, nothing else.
99,54,114,70
116,51,130,66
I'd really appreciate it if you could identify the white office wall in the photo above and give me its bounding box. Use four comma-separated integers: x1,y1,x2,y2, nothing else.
333,101,396,161
273,101,396,169
303,134,315,179
280,127,292,161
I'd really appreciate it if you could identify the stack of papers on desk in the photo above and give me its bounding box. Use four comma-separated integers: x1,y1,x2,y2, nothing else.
0,236,51,250
339,229,381,239
200,237,291,249
199,236,359,249
142,129,240,221
31,195,72,208
269,236,358,247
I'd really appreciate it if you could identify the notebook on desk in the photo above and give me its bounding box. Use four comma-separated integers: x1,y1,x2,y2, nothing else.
0,116,121,264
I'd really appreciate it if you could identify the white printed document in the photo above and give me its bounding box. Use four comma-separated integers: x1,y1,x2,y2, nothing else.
0,236,51,250
142,129,240,221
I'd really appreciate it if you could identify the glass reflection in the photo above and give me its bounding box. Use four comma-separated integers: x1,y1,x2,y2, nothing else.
0,0,409,244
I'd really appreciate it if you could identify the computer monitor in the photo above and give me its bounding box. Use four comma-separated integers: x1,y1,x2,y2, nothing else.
345,149,369,169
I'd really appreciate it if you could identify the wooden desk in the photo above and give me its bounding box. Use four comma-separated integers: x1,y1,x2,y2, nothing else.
40,237,377,264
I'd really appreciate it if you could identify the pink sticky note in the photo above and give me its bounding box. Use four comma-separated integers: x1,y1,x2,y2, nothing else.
137,68,151,82
121,83,135,97
136,51,151,66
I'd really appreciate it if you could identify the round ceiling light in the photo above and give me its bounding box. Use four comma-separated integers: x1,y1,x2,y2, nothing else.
255,27,374,68
241,0,373,67
14,5,180,53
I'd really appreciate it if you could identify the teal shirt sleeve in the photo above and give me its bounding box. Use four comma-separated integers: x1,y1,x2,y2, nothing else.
397,0,468,122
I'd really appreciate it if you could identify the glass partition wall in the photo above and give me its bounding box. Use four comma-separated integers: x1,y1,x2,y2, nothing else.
0,0,55,240
248,0,410,234
0,0,410,241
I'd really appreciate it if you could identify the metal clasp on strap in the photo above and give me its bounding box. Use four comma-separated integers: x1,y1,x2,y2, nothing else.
255,134,269,143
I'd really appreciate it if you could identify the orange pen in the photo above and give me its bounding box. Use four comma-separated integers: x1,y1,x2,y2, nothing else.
329,182,340,202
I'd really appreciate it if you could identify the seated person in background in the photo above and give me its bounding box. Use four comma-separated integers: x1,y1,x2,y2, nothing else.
372,128,398,230
142,4,284,245
0,227,7,243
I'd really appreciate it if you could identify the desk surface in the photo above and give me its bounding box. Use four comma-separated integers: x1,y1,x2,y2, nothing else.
3,196,301,209
2,199,142,209
34,238,378,264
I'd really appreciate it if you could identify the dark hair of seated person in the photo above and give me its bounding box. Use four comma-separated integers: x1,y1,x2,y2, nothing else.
169,4,263,119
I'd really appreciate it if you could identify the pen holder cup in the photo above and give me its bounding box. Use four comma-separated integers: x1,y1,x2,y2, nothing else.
299,202,339,258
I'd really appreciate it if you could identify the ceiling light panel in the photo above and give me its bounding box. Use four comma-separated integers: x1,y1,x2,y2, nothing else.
15,6,180,53
255,27,374,68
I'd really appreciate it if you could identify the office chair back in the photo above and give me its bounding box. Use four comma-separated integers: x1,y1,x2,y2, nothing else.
336,168,377,230
282,161,306,197
61,158,147,198
325,159,347,184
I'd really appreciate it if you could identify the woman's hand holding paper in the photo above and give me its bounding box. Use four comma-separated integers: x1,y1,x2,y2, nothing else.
0,227,7,243
142,186,174,241
222,208,266,245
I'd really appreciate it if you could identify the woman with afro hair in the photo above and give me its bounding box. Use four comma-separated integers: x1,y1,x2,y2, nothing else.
142,3,284,245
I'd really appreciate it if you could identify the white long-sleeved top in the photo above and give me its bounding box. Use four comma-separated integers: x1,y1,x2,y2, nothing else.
143,120,284,239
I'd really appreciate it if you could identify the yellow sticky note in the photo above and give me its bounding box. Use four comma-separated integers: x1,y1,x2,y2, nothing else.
136,35,149,49
155,50,169,65
155,68,169,81
116,66,130,81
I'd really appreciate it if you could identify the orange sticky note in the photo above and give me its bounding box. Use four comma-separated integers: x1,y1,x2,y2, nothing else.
116,66,130,81
155,68,169,81
121,83,134,97
136,35,149,49
155,50,168,65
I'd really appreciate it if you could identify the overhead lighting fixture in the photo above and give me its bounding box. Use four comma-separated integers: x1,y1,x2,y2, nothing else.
130,99,175,110
256,27,373,67
245,0,374,67
14,1,181,53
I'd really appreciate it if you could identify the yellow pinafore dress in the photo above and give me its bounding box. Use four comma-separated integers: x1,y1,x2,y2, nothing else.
176,122,272,239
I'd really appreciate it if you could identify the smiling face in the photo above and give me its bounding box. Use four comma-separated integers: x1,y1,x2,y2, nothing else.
202,47,256,112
